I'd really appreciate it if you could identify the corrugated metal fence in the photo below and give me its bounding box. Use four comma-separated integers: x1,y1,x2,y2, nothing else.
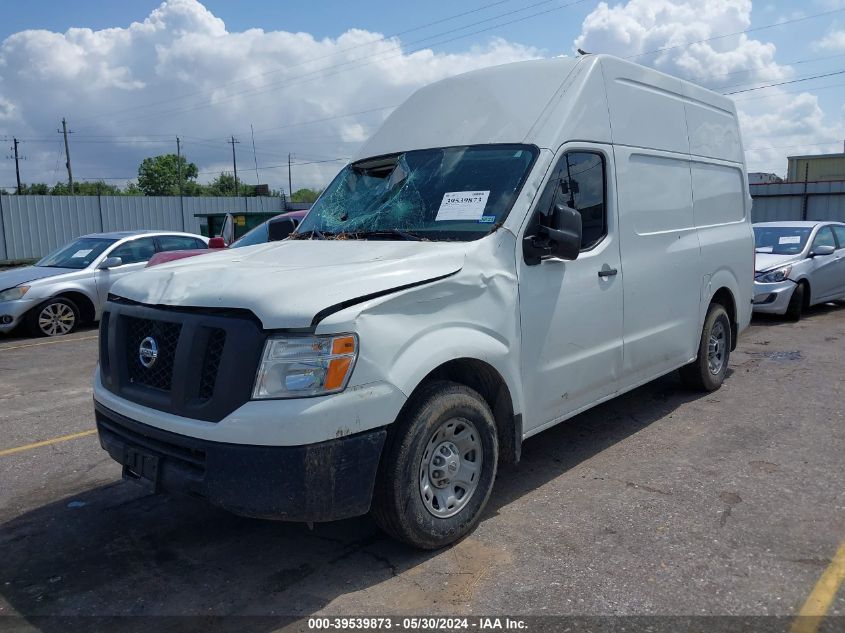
750,180,845,223
0,195,286,261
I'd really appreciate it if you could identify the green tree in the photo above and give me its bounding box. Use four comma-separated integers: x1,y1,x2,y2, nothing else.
206,172,255,197
123,182,144,196
137,154,199,196
291,188,321,203
18,183,50,195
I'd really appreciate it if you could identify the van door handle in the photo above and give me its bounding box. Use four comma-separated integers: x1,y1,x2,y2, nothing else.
598,268,618,278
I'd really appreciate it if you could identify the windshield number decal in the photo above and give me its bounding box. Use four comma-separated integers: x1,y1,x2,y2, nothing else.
72,249,93,258
778,236,801,244
435,191,490,221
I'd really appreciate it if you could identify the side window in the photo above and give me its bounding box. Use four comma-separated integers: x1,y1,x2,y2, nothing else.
108,237,156,265
533,151,607,250
157,235,203,252
193,238,208,249
811,226,835,251
831,225,845,249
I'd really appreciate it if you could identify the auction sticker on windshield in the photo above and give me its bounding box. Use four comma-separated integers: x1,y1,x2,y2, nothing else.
779,236,801,244
435,191,490,221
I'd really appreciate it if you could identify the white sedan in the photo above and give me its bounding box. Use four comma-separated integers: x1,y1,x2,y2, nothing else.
0,230,208,337
753,221,845,320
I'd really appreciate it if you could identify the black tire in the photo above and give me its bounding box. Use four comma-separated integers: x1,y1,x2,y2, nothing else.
785,282,806,322
26,297,80,337
371,381,498,550
679,303,731,392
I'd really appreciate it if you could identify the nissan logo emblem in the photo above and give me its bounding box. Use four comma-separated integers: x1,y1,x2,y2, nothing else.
138,336,159,369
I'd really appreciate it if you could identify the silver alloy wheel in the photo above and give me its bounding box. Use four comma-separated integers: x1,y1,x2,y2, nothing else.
708,320,726,375
38,302,75,336
419,417,482,519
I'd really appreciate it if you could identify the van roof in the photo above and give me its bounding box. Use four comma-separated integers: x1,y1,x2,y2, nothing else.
356,54,742,165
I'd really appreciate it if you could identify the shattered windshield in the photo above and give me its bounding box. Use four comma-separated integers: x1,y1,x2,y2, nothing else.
294,144,538,241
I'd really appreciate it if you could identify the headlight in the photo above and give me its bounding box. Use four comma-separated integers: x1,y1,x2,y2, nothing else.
252,334,358,399
755,265,792,283
0,286,29,301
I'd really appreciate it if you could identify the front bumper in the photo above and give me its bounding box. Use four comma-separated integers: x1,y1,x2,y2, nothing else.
752,279,796,315
96,401,387,522
0,298,37,332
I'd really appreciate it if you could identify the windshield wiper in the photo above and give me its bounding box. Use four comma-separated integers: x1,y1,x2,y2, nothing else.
348,229,426,241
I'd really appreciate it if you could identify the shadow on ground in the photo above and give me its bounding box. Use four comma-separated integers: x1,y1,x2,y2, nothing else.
0,369,718,630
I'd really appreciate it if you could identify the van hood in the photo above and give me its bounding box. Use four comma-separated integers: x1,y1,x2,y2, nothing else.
755,252,802,272
0,266,77,291
109,239,467,329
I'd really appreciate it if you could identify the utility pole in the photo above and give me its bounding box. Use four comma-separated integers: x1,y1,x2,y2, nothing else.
176,136,185,230
59,118,74,195
288,153,293,201
229,135,240,198
9,138,22,194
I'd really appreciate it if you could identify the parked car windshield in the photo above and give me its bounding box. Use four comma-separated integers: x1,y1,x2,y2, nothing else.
293,144,538,241
230,222,269,249
753,226,813,255
36,237,117,269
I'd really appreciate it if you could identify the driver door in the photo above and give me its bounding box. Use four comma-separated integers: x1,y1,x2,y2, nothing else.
95,237,157,305
519,145,624,433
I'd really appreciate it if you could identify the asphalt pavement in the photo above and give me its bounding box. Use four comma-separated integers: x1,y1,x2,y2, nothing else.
0,307,843,631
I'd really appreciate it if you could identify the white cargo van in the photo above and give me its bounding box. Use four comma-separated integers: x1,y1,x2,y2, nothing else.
93,54,753,549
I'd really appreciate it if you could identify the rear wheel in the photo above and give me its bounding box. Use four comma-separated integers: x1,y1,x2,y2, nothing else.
785,282,806,322
26,297,79,337
372,381,498,549
679,303,731,392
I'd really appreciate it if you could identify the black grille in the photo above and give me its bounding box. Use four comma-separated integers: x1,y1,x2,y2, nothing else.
100,301,266,422
198,328,226,401
125,316,181,392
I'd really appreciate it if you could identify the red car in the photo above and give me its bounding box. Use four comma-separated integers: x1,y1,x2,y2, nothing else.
146,210,307,267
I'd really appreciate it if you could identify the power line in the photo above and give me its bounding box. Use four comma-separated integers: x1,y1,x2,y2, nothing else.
724,69,845,95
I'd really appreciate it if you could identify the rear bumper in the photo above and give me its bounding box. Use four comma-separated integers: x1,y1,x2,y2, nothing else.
95,401,387,522
752,279,795,315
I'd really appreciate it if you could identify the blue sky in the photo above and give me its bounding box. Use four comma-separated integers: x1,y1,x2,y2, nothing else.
0,0,844,191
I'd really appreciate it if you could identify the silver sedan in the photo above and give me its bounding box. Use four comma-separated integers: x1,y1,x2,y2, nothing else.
753,221,845,320
0,230,208,337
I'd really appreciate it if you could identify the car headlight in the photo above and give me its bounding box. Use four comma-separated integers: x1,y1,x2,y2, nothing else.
0,286,29,301
252,334,358,399
756,265,792,283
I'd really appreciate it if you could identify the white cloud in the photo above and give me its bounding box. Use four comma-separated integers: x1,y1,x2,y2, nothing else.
574,0,844,177
0,0,540,191
815,28,845,50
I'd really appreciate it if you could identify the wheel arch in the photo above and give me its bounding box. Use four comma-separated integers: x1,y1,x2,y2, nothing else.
710,286,738,350
398,357,522,466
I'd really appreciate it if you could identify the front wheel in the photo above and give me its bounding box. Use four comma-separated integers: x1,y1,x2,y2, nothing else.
26,297,79,337
679,303,731,392
785,282,805,322
371,381,498,549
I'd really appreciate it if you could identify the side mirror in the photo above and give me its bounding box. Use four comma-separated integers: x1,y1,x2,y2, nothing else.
523,203,583,264
208,237,226,249
809,245,835,257
268,218,296,242
98,256,123,270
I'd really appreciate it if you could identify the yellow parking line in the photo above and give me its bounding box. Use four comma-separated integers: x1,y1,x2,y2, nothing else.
0,334,98,352
790,539,845,633
0,429,97,457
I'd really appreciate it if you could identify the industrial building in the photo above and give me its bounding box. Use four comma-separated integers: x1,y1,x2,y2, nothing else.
786,152,845,182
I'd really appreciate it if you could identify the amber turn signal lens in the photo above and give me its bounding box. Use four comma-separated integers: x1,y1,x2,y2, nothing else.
332,335,356,355
324,357,353,390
